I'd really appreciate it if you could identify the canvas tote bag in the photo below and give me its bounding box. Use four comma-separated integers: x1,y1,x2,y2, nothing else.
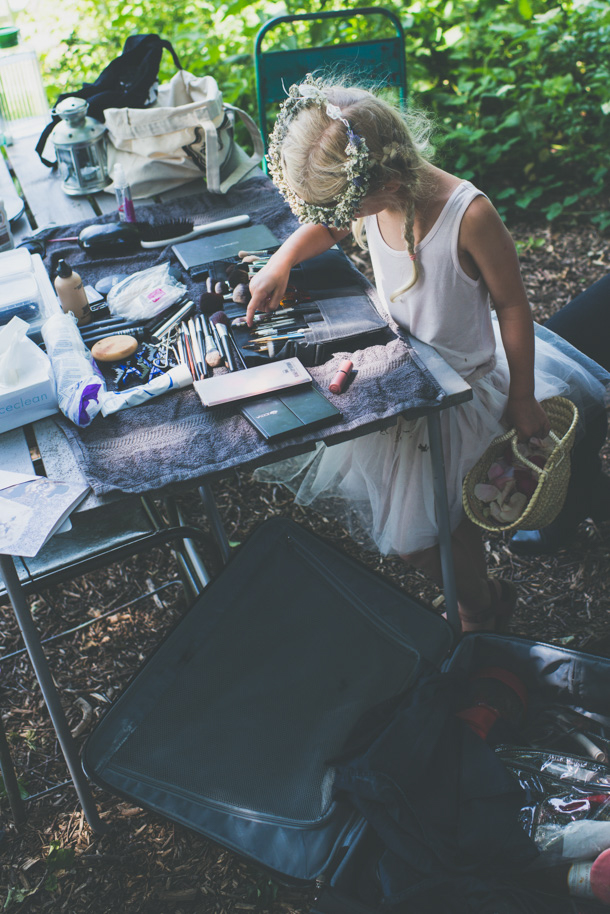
104,69,264,197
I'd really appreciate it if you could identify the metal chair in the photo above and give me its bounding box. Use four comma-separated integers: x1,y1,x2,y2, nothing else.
0,485,221,831
254,7,407,154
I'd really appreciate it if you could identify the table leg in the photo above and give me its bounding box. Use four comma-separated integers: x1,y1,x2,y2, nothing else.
198,482,231,565
0,554,109,833
0,708,26,825
426,412,460,634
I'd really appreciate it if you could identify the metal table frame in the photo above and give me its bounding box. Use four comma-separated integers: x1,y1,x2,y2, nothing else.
0,125,471,830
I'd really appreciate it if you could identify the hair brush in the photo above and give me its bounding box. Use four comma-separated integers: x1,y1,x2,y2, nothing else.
138,213,250,248
49,214,251,254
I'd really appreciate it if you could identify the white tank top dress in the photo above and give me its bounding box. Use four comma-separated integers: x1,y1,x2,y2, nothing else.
254,182,603,555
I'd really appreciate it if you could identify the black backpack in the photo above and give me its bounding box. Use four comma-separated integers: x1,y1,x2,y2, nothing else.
36,33,182,167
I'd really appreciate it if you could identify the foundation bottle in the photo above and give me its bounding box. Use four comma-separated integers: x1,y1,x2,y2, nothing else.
54,259,92,325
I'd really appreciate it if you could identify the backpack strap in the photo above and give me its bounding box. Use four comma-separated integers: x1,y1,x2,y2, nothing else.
36,119,59,169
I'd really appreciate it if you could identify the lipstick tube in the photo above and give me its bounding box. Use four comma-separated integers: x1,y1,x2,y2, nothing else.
329,359,353,394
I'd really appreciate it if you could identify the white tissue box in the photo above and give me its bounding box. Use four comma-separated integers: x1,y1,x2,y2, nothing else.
0,255,61,432
0,371,57,434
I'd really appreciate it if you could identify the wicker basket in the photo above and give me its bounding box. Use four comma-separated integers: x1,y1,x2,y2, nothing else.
462,396,579,533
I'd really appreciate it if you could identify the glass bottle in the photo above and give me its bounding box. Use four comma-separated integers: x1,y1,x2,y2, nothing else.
0,25,49,142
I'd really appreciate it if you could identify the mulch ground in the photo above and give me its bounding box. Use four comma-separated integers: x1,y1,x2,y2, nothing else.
1,218,609,913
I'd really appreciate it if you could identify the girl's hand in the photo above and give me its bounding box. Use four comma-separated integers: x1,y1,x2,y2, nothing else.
245,224,348,325
246,260,291,326
505,394,551,442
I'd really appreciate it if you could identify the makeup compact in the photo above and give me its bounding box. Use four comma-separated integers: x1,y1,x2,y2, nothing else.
240,386,341,440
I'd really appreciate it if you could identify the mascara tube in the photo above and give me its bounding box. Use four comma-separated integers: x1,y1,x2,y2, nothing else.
329,359,353,395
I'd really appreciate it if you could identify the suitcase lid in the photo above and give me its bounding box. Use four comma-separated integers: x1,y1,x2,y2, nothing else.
84,517,454,884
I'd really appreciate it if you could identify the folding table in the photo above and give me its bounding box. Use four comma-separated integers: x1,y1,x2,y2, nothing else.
0,125,472,830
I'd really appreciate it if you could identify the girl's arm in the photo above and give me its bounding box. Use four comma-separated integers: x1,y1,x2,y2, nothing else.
459,196,551,441
246,223,350,325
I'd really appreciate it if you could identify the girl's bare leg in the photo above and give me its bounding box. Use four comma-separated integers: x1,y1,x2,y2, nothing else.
402,518,512,632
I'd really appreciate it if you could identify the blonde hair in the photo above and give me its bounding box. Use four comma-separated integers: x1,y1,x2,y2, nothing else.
278,84,434,298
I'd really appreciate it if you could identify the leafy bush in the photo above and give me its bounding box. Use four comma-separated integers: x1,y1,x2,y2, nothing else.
26,0,610,227
413,0,610,229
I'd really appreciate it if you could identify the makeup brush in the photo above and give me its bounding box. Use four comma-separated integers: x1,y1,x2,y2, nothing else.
210,311,239,372
188,317,208,380
150,300,195,340
199,315,223,369
179,323,196,380
197,292,226,315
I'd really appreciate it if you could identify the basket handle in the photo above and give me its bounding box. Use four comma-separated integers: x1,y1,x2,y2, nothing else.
510,429,563,476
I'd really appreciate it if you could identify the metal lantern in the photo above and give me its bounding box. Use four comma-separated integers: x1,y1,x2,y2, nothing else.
50,97,111,195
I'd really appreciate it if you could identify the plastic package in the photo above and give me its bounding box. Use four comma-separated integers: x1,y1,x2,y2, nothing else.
106,262,186,321
0,247,33,276
100,364,192,416
497,747,610,865
41,311,106,427
0,272,42,329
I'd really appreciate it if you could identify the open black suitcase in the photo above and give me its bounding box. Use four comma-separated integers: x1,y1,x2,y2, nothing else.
84,518,610,913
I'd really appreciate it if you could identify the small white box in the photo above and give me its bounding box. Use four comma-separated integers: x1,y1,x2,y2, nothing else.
0,370,57,433
0,259,60,433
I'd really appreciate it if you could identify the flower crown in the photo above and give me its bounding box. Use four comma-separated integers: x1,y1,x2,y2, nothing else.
267,75,371,229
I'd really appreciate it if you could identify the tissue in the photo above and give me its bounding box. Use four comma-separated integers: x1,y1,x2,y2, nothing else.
0,317,58,432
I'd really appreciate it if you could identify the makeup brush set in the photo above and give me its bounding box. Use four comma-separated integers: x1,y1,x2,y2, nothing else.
79,293,244,393
207,247,394,369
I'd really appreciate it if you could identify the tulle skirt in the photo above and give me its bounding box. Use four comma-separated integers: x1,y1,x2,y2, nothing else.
254,321,609,556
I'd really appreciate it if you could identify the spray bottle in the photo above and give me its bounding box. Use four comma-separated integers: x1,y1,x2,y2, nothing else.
113,163,136,223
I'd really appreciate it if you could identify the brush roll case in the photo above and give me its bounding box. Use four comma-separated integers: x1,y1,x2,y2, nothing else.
83,517,610,913
225,248,394,368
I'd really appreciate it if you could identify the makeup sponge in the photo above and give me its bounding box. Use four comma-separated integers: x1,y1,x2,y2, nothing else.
91,335,139,362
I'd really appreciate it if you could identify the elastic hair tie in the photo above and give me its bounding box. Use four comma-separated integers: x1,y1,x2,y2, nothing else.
409,253,417,262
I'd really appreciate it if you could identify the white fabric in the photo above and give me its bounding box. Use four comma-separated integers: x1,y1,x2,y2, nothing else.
104,71,264,198
255,182,607,555
365,182,496,377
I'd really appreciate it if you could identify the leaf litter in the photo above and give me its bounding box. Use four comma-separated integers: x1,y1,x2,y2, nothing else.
0,221,609,913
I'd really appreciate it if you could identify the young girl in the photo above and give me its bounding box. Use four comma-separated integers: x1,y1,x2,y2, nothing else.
245,76,606,632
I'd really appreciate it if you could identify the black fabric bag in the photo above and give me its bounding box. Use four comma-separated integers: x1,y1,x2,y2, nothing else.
83,517,610,913
36,33,182,167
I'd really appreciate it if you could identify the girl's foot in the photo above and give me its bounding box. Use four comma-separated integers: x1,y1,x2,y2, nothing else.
458,578,518,633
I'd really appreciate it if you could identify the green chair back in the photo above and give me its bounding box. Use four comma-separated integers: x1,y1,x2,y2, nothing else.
254,7,407,156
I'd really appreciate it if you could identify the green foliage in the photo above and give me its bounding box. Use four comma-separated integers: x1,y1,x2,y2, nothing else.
44,841,76,892
414,0,610,225
25,0,610,226
246,874,279,908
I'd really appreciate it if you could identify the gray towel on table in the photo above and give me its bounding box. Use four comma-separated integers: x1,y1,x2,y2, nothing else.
39,175,445,496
